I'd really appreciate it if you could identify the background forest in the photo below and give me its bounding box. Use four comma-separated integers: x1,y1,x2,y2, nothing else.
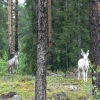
0,0,90,75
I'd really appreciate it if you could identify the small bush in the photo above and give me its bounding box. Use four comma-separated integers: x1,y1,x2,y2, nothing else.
0,58,7,75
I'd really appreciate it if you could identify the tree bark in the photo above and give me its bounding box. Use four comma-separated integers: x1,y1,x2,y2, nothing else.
8,0,14,59
35,0,48,100
48,0,53,71
90,0,99,66
15,0,18,52
66,0,69,70
89,0,100,96
78,0,82,59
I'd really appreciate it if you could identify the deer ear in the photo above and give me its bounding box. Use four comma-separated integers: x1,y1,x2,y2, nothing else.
81,53,83,56
81,49,85,56
87,50,89,55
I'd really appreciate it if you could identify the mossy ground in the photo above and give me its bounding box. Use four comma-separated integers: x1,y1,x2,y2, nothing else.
0,74,92,100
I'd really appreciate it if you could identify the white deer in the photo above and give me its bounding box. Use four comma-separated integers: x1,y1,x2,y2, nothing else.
8,52,19,74
78,49,89,82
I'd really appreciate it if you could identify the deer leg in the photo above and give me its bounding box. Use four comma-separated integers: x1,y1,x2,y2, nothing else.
15,66,17,74
16,66,18,73
85,72,87,82
85,70,88,82
82,70,85,82
8,66,10,74
11,66,13,74
10,66,12,74
78,69,80,80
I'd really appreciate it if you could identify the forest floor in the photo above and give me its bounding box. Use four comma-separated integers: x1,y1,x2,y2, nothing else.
0,71,92,100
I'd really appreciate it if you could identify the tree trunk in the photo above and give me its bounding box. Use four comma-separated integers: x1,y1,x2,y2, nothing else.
90,0,99,66
78,0,81,59
89,0,100,97
8,0,14,59
48,0,53,71
66,0,69,70
78,35,81,58
15,0,18,52
35,0,48,100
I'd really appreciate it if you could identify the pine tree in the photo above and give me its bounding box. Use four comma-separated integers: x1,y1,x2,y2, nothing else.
15,0,18,52
48,0,53,71
35,0,48,99
89,0,100,98
8,0,14,59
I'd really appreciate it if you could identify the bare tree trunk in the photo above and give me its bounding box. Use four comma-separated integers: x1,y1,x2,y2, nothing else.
35,0,48,100
8,0,14,59
78,0,81,59
89,0,100,97
48,0,53,71
66,0,68,19
78,34,81,58
66,0,69,70
66,44,69,70
15,0,18,52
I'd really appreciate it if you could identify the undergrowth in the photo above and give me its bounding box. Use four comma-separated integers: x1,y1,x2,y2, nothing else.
0,75,92,100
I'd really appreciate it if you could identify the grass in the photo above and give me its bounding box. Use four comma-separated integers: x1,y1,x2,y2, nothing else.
0,74,92,100
0,75,35,100
47,77,92,100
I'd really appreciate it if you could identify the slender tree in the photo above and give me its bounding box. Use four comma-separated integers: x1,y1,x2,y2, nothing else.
35,0,48,100
66,0,69,70
48,0,53,71
65,0,75,71
8,0,14,59
0,2,8,57
15,0,18,52
90,0,100,97
78,0,81,59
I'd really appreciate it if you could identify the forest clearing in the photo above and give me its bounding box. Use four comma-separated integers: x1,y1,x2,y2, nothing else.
0,73,92,100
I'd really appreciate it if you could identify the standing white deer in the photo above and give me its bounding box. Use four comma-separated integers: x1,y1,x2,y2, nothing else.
8,52,19,74
78,49,89,82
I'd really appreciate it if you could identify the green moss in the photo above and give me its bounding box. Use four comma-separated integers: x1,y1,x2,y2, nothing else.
0,75,92,99
47,89,61,98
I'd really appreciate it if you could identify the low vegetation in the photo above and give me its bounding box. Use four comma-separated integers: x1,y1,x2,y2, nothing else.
0,74,92,100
